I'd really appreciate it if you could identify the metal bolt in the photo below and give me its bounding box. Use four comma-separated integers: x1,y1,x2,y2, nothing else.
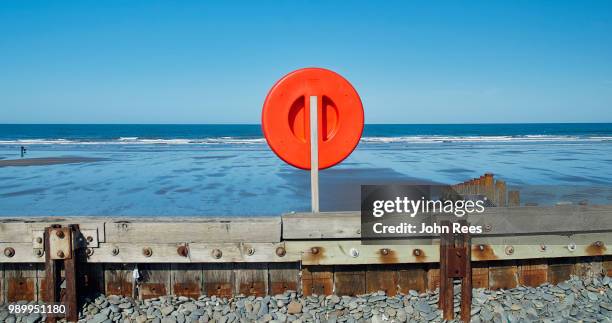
142,247,153,257
311,247,320,255
484,224,492,232
540,244,547,251
55,230,65,239
35,249,44,257
349,248,359,258
505,245,514,255
594,241,603,248
4,247,15,258
247,247,255,256
35,237,43,244
86,236,94,243
177,245,189,257
413,249,422,257
57,250,65,258
111,247,120,256
478,244,485,251
567,243,576,252
275,246,286,257
380,248,390,256
85,248,94,257
212,249,222,259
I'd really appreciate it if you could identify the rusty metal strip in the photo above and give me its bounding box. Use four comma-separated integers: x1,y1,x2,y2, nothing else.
438,220,472,322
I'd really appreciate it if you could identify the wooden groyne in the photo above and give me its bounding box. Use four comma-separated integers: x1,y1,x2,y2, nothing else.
0,205,611,305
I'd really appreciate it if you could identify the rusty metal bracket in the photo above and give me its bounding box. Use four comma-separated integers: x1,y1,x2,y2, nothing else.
447,247,467,278
44,224,82,322
439,220,472,322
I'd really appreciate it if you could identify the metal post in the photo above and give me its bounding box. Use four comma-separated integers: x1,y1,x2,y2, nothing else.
439,220,472,322
310,95,320,213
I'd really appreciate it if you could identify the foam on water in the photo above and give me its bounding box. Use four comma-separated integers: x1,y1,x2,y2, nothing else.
0,135,610,146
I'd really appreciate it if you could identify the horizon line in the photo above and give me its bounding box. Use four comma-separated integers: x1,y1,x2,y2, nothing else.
1,122,611,126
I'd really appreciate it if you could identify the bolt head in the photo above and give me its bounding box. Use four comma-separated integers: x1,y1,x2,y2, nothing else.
35,249,44,257
247,247,255,256
380,248,389,256
4,247,15,258
311,247,320,255
275,246,286,257
111,247,120,256
212,249,222,259
85,248,94,256
142,247,153,257
86,236,94,243
177,245,189,257
413,249,422,257
57,250,65,258
55,230,65,239
35,237,43,244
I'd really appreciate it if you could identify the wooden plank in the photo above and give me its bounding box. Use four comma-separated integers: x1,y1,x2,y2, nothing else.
171,264,202,299
138,264,171,299
484,173,494,201
88,242,297,263
548,258,575,284
334,265,366,296
0,264,3,303
203,263,234,298
301,266,333,296
105,217,281,243
282,206,612,240
268,262,300,295
604,256,612,277
518,259,548,287
234,263,268,297
397,265,427,293
574,256,603,279
472,262,489,289
295,242,438,265
4,263,37,301
365,265,397,296
282,212,361,239
494,180,506,207
2,234,611,264
508,190,520,207
488,261,518,290
36,263,48,305
426,265,439,292
0,221,105,244
104,264,135,297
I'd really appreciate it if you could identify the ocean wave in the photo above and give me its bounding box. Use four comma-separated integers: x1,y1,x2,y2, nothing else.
0,138,267,145
359,135,610,143
0,135,610,145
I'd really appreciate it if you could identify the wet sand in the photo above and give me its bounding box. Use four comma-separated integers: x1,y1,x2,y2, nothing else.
279,167,439,211
0,157,108,167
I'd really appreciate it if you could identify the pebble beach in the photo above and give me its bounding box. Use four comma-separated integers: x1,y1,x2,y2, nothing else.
1,275,611,323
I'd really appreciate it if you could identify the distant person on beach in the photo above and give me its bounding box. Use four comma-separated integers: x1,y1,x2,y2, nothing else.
20,146,27,158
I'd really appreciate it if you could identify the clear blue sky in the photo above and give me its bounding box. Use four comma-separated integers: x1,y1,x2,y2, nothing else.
1,1,611,124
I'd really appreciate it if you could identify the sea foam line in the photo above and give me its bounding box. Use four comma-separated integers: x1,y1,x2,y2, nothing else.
0,135,610,145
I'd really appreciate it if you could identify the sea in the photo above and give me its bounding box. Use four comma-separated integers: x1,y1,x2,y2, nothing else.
0,123,611,216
